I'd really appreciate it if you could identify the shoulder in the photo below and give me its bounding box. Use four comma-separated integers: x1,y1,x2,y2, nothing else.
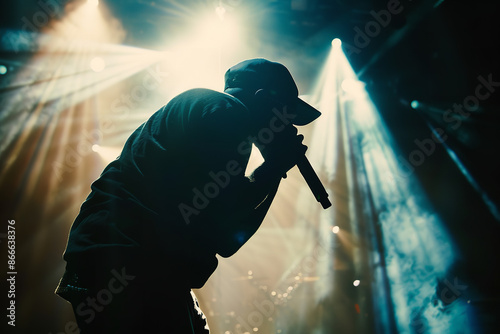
161,88,249,128
170,88,247,112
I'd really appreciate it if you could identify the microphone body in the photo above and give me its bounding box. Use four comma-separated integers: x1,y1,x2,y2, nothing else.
297,156,331,209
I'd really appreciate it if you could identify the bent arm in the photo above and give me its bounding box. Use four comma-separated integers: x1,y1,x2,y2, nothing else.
213,161,283,257
191,128,307,257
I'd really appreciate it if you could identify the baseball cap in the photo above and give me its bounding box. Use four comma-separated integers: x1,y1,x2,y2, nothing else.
224,58,321,126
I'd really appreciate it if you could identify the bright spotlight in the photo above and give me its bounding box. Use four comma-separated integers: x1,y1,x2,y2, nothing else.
331,38,342,48
353,280,360,287
410,100,420,109
0,65,7,75
332,226,340,234
87,0,99,8
196,12,239,44
90,57,106,72
215,5,226,20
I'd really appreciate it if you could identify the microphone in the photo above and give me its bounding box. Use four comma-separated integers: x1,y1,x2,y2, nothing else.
254,89,332,209
297,155,331,209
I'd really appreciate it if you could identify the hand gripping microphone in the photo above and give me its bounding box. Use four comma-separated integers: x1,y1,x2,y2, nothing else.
254,89,332,209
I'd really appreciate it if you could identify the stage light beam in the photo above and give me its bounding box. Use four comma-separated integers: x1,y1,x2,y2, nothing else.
87,0,99,8
341,78,366,97
303,39,464,333
195,12,240,47
161,8,244,92
215,5,226,20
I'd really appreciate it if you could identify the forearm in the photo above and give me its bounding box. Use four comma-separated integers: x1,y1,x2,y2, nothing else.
213,161,283,257
247,161,283,207
197,129,306,256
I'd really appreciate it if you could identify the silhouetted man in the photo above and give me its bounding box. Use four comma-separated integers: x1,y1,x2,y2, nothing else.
56,58,321,333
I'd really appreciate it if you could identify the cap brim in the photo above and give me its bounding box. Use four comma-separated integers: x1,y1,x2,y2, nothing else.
293,97,321,126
